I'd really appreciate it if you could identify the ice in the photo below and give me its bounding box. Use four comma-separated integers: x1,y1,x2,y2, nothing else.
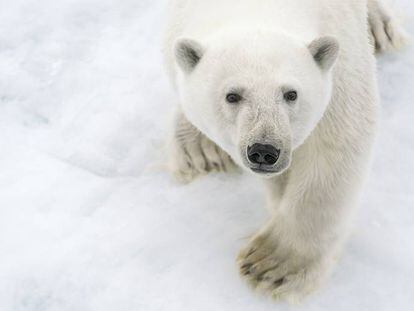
0,0,413,310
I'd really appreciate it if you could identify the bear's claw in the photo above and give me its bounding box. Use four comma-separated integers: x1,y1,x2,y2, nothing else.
168,110,237,183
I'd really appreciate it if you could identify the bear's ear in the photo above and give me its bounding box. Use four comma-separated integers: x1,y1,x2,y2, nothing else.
308,36,339,71
175,38,205,73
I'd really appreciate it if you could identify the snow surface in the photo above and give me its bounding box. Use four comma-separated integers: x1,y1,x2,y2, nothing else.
0,0,413,310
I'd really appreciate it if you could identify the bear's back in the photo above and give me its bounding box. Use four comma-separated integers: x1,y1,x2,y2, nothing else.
163,0,370,86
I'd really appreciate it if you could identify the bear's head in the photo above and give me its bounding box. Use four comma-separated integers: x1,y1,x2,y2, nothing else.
174,31,339,177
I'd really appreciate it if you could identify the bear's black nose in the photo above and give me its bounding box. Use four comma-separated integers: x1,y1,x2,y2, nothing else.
247,144,280,166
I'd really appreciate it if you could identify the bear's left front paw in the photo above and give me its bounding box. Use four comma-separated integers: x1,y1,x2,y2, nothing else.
237,233,328,302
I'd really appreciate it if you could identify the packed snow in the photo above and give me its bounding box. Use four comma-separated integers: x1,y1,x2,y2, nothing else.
0,0,413,310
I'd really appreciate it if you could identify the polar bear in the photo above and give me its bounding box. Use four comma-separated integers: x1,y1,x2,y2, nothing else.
163,0,406,301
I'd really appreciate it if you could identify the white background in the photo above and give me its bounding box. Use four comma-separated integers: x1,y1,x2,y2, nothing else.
0,0,413,310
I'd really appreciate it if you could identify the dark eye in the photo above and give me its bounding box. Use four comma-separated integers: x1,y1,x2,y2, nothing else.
226,93,243,104
284,91,298,102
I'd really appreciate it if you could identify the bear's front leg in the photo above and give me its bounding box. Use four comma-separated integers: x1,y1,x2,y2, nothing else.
237,218,335,302
168,107,236,183
237,151,364,302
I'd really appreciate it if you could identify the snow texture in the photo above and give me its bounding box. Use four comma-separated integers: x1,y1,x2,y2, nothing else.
0,0,413,310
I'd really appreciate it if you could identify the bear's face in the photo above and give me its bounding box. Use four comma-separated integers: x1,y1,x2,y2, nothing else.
175,32,338,177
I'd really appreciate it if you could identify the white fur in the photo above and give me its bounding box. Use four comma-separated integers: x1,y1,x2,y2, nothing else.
368,0,409,52
163,0,404,302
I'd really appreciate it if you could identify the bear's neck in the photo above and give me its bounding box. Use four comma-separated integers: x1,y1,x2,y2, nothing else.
183,0,321,43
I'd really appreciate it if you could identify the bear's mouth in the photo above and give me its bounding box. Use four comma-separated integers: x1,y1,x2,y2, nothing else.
251,166,278,174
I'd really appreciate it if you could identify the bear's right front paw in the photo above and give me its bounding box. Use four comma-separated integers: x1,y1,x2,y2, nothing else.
169,132,236,183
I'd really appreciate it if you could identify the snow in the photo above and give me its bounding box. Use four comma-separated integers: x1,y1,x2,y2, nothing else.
0,0,413,310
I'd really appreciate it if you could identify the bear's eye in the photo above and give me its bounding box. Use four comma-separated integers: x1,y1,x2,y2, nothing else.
284,91,298,102
226,93,243,104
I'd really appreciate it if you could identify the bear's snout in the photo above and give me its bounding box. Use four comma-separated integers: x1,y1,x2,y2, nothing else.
247,143,280,166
